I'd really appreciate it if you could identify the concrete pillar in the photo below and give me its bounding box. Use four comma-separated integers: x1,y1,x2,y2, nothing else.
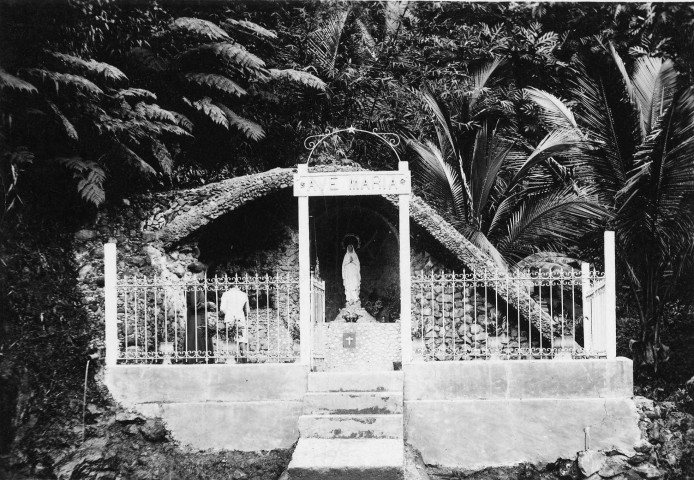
604,231,617,359
298,165,311,366
104,242,119,366
399,161,412,363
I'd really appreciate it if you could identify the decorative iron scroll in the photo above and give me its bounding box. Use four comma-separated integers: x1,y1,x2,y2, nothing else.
303,126,402,165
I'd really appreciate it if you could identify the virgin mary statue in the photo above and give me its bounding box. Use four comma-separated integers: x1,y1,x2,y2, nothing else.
342,242,361,306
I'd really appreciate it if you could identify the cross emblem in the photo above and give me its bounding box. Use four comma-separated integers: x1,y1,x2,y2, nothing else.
343,332,356,348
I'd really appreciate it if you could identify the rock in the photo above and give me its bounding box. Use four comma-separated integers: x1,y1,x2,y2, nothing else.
128,256,147,267
173,264,186,278
631,462,663,479
577,450,606,477
187,261,206,273
627,453,650,465
633,439,654,453
554,458,580,479
232,469,248,479
115,411,142,424
140,418,167,442
78,263,94,281
76,229,97,241
143,230,157,242
599,455,627,477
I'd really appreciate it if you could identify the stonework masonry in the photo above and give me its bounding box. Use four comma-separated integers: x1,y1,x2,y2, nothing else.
313,322,401,371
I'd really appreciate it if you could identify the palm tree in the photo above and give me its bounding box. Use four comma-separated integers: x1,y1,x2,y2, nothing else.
409,60,606,268
526,46,694,368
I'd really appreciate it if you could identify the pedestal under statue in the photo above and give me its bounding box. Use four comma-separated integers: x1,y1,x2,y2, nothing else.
335,234,376,323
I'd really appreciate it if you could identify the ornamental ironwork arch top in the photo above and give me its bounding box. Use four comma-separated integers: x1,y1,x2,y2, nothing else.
303,126,402,166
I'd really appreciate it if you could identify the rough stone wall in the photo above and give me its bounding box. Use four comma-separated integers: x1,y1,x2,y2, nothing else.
313,322,401,371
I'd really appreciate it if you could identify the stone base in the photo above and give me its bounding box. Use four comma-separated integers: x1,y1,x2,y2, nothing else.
313,322,401,371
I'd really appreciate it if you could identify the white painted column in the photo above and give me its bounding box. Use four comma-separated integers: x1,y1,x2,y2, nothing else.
297,165,312,366
604,230,617,359
581,262,592,353
399,161,412,363
104,242,119,367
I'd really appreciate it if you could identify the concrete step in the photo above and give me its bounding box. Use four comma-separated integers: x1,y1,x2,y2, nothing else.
308,371,403,393
288,438,403,480
303,392,403,415
298,414,403,439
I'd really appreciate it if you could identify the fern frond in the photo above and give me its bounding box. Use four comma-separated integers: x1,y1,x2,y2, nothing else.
0,67,37,94
268,68,326,91
215,103,265,141
46,100,78,141
135,102,177,124
129,47,169,73
149,139,173,175
169,111,193,131
223,18,277,39
49,52,128,85
115,88,157,102
57,156,106,206
182,72,246,97
179,43,266,72
21,68,103,97
191,97,229,129
106,144,157,176
171,17,230,42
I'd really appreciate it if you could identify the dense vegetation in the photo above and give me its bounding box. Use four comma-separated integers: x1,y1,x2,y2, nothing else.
2,1,694,477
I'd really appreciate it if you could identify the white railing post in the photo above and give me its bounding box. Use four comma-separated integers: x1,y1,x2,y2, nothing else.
297,164,312,366
581,262,592,353
604,231,617,359
399,161,413,363
104,242,119,366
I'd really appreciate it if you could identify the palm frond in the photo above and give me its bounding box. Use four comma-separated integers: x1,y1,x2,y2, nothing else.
306,4,351,73
525,87,578,131
0,67,37,94
384,1,408,40
215,103,265,141
495,187,607,262
223,18,277,40
57,156,106,206
268,68,326,91
171,17,230,42
631,56,676,137
515,252,582,271
418,86,458,162
182,72,247,97
409,139,466,217
469,58,503,109
49,52,127,85
470,122,514,217
507,129,583,190
21,68,103,97
191,97,229,129
568,63,626,191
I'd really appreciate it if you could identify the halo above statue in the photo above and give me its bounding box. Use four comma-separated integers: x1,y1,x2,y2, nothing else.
342,233,361,250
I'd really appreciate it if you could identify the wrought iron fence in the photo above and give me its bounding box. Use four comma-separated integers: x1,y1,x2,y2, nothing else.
410,267,609,361
116,274,300,364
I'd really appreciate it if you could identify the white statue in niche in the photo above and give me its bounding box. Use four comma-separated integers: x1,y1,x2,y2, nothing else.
341,234,361,307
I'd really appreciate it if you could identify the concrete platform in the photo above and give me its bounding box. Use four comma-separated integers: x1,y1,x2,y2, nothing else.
288,438,404,480
303,392,403,415
299,414,404,439
309,371,403,392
